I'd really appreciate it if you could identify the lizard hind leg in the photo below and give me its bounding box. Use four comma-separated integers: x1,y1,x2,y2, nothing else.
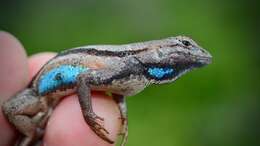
2,88,49,146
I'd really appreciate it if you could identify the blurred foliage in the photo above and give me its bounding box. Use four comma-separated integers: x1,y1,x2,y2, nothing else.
1,0,259,146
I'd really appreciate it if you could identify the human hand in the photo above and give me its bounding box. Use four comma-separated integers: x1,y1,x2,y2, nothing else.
0,31,121,146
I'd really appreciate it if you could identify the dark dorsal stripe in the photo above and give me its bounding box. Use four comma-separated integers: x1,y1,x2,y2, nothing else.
57,48,149,57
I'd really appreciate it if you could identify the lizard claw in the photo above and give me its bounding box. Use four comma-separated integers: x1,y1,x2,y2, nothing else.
92,119,109,134
95,115,104,122
87,114,114,144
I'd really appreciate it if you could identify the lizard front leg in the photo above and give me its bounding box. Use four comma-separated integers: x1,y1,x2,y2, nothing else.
113,94,128,146
77,68,118,144
76,57,143,144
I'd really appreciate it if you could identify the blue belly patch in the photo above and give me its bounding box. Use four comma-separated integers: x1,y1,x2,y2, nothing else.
148,67,174,79
38,65,87,95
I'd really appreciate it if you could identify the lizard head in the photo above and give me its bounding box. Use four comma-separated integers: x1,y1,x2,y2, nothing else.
138,36,212,84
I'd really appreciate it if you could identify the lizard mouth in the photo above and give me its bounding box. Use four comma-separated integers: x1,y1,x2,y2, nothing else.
145,56,211,83
194,56,212,67
171,57,212,80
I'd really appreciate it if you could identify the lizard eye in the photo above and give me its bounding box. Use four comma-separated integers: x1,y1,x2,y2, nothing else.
181,40,192,47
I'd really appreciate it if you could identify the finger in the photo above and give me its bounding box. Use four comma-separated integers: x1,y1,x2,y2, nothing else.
44,93,121,146
0,31,29,101
0,51,56,146
0,31,29,146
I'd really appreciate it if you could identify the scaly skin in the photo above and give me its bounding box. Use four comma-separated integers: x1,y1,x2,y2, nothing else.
2,36,212,146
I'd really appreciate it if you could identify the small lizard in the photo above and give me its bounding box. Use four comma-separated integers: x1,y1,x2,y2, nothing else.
2,36,212,146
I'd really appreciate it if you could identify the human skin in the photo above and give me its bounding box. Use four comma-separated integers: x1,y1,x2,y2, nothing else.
0,31,121,146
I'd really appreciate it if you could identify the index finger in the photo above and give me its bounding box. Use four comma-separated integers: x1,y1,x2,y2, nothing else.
0,31,29,146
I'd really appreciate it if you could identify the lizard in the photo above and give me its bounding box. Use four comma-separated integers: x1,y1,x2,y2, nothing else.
2,36,212,146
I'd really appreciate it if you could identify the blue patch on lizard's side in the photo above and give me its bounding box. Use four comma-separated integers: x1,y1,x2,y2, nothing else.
38,65,87,95
148,67,174,79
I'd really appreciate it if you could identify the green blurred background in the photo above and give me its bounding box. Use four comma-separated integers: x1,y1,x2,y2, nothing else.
1,0,259,146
